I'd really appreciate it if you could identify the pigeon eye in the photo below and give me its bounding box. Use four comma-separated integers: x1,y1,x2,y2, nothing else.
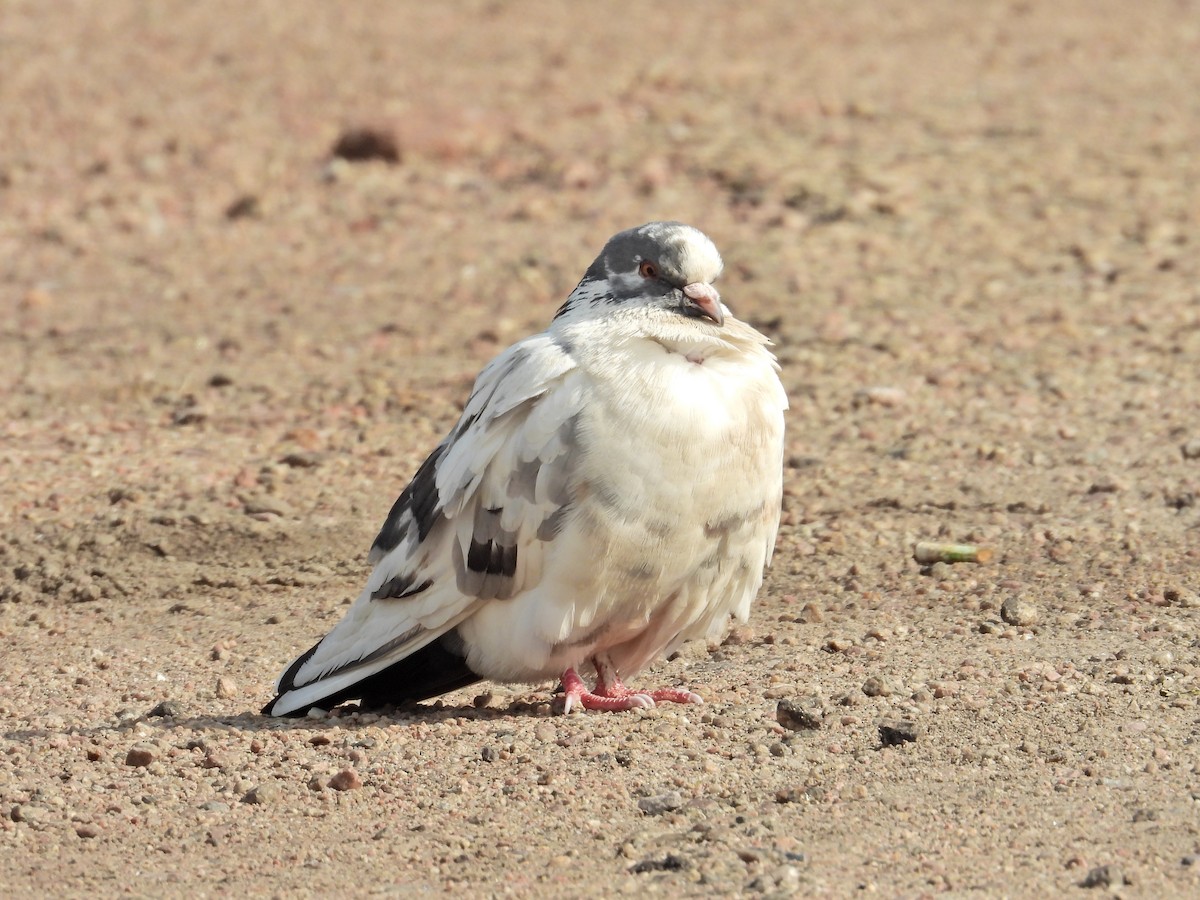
638,260,659,279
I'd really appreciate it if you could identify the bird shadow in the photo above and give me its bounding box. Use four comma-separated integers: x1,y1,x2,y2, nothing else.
3,696,561,743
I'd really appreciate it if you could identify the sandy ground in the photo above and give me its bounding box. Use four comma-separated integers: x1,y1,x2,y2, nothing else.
3,1,1200,896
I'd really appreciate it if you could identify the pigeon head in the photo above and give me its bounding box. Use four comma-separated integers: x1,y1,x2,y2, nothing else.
558,222,727,327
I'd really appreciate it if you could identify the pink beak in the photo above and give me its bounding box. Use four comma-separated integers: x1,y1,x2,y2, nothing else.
682,282,724,326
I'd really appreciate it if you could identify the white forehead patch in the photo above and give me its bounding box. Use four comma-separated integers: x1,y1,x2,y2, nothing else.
671,225,724,284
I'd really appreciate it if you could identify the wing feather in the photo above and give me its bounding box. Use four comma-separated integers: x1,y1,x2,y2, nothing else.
267,334,583,714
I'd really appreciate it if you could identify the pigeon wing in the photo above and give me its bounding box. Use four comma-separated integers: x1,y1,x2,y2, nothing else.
265,334,582,715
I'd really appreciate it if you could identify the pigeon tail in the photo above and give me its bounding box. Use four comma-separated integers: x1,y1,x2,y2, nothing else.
262,631,481,717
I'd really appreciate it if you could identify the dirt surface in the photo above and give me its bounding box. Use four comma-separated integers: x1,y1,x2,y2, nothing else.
3,1,1200,896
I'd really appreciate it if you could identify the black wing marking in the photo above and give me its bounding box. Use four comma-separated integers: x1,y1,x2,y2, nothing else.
369,442,447,563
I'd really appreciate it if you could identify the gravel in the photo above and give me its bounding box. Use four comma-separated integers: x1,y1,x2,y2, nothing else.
3,2,1200,897
637,792,685,816
1000,596,1040,627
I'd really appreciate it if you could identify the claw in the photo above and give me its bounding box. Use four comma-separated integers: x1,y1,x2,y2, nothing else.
558,658,703,714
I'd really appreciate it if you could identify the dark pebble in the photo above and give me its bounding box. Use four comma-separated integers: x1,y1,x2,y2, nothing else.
148,700,183,718
1080,864,1126,888
481,746,499,762
224,194,259,220
879,720,920,746
630,854,688,874
332,126,401,163
125,744,157,767
280,452,322,468
776,699,822,732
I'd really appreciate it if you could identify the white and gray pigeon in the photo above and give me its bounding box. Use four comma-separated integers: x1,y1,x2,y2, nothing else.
263,221,787,717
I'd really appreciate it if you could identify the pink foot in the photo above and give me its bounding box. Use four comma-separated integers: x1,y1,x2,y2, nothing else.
559,655,704,714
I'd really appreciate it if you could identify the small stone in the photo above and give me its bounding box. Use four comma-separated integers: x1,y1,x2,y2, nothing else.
879,720,920,746
1164,587,1198,608
201,752,229,770
328,768,363,791
332,126,401,164
215,677,238,699
629,854,688,874
776,700,822,732
638,791,684,816
125,743,157,767
1181,439,1200,460
481,746,499,762
280,452,322,468
243,783,280,805
11,805,44,824
75,823,100,839
1001,596,1039,626
147,700,183,718
1080,864,1126,889
862,675,894,697
798,602,823,623
224,194,259,220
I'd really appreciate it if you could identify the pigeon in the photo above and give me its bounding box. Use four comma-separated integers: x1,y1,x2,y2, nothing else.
263,221,788,717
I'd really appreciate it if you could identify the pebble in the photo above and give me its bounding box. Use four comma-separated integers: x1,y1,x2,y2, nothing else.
328,768,363,791
243,783,281,805
147,700,184,718
125,744,157,767
1080,864,1126,889
75,823,100,839
332,125,401,164
1181,439,1200,460
10,805,45,824
798,602,823,623
629,854,688,874
776,700,822,732
202,752,229,770
862,675,895,697
637,791,684,816
1001,596,1039,626
215,677,239,699
879,720,920,746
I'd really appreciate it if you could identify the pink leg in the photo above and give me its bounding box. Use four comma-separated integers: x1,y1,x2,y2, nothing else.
560,653,703,714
